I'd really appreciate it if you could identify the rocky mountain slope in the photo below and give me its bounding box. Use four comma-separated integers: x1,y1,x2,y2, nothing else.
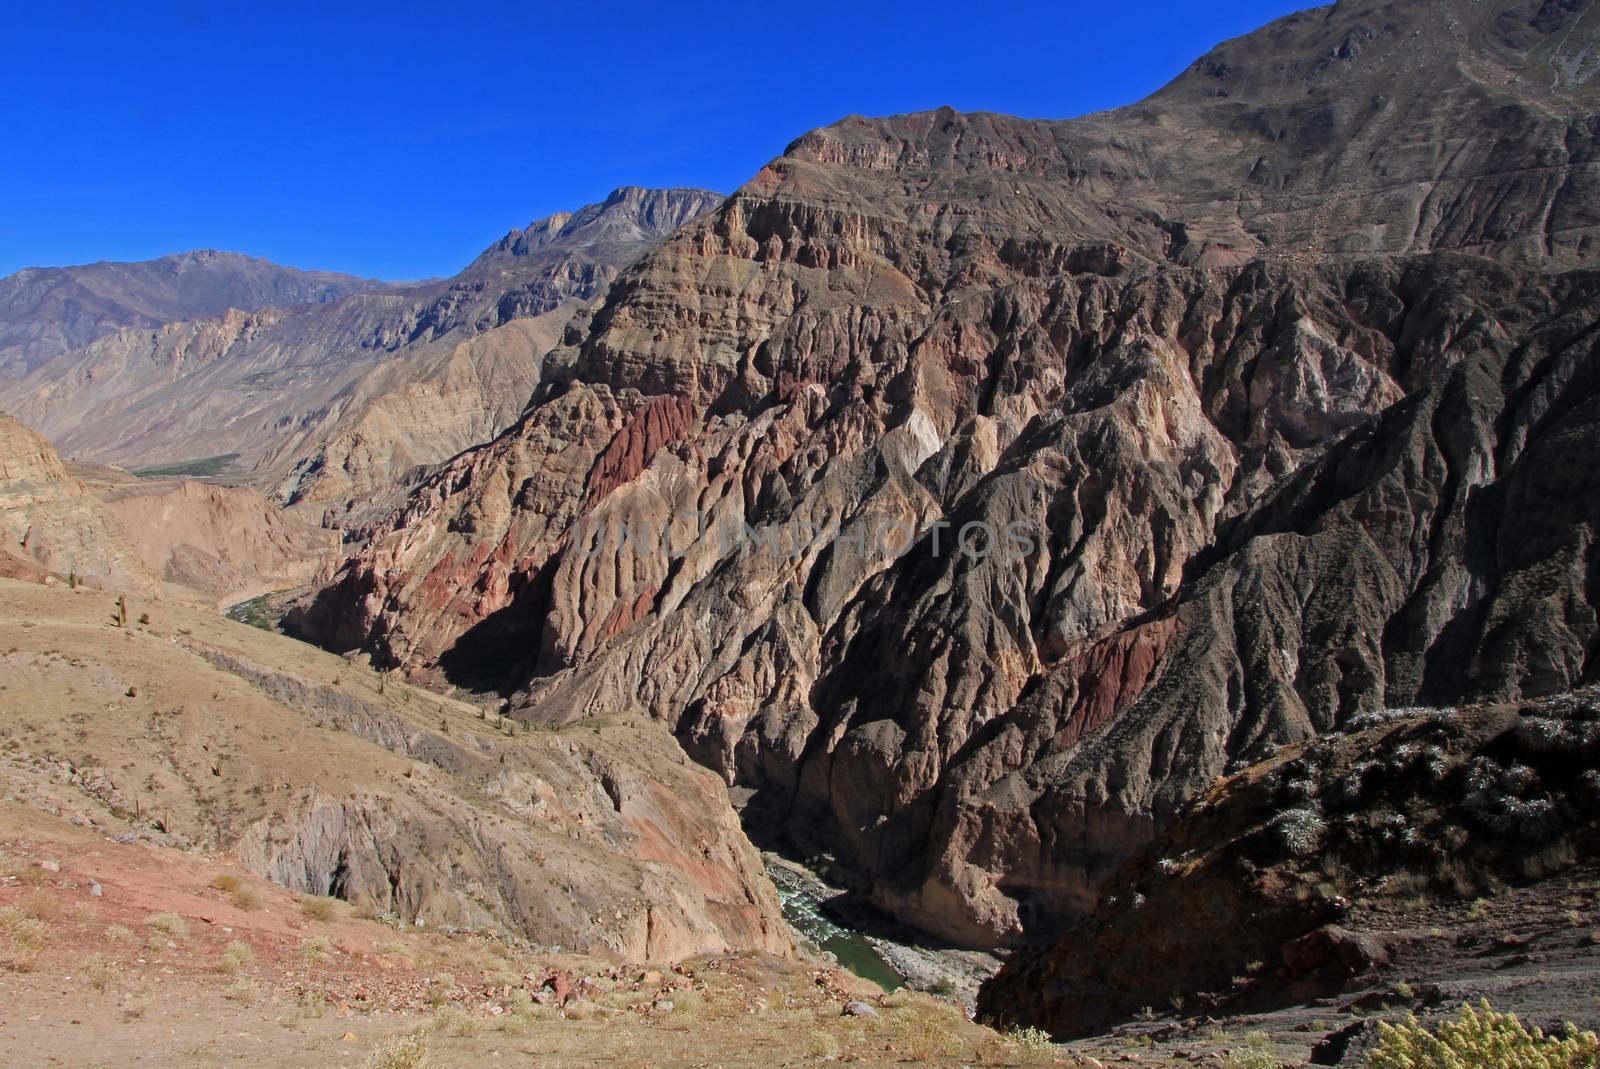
0,249,387,381
0,577,789,961
292,0,1600,960
0,188,721,529
1,410,331,606
978,689,1600,1040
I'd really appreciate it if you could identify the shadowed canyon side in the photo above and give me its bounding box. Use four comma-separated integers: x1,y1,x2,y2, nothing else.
0,188,722,529
291,0,1600,957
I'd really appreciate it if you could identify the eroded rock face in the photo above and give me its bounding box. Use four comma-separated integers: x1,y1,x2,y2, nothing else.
295,0,1600,949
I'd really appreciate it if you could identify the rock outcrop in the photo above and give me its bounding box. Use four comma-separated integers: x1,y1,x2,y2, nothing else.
977,689,1600,1036
294,0,1600,952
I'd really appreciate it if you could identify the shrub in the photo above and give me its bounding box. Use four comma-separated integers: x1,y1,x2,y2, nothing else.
299,895,341,922
1008,1026,1057,1061
1224,1050,1280,1069
1275,808,1326,856
19,889,64,921
427,1005,481,1037
104,924,135,944
208,873,244,893
224,979,261,1005
228,886,262,911
81,952,120,991
146,911,187,938
217,940,255,973
297,935,334,965
1,907,48,971
365,1032,430,1069
1369,1000,1598,1069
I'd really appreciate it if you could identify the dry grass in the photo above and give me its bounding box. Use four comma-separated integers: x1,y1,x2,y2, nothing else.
0,905,48,972
104,924,135,944
298,894,342,923
208,873,245,894
228,886,262,911
18,889,64,921
296,935,334,965
223,979,261,1005
217,940,254,974
80,952,119,992
364,1032,429,1069
145,911,187,938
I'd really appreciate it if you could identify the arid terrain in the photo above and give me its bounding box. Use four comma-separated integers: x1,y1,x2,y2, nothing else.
6,0,1600,1065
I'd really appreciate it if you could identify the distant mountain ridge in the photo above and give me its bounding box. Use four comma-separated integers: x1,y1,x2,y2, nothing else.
0,249,390,379
0,187,722,528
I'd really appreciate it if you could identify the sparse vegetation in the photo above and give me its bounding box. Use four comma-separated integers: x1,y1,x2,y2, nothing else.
1224,1049,1280,1069
19,889,63,921
209,873,245,893
1369,1001,1598,1069
228,886,262,910
80,952,119,991
0,905,48,971
223,979,261,1005
296,934,334,965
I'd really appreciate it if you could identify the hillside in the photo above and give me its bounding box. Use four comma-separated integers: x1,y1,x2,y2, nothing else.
1,410,331,607
0,577,787,960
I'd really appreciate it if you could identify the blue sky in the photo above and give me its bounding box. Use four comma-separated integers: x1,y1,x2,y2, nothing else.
1,1,1310,280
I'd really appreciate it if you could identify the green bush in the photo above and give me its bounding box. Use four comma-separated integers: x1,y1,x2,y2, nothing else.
1369,1001,1598,1069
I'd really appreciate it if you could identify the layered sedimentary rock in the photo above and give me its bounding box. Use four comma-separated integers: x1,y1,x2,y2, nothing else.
0,188,721,528
296,0,1600,950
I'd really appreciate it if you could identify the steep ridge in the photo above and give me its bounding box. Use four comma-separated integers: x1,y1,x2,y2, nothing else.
293,0,1600,952
0,188,721,528
0,249,388,380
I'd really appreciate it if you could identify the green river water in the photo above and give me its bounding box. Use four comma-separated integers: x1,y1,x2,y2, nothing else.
768,864,905,991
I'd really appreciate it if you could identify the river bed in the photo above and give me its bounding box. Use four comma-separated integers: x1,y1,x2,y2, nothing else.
763,853,1002,1009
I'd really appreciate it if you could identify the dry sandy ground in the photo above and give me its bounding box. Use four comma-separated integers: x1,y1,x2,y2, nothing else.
0,814,1060,1069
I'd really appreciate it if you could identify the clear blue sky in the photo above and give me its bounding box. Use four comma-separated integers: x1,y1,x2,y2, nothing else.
1,0,1310,281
